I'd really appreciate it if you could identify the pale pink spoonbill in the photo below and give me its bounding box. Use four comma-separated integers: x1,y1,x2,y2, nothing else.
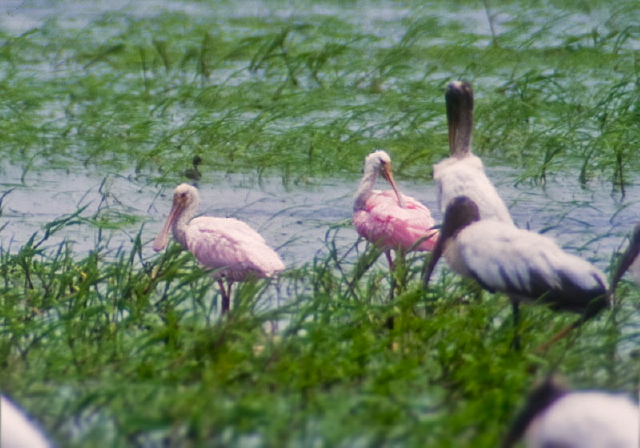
434,81,513,224
1,395,51,448
423,196,609,349
153,183,285,315
503,377,639,448
610,222,640,294
353,150,438,271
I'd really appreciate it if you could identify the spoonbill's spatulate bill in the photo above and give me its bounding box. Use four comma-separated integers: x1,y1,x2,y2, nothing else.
423,196,609,349
434,81,513,224
153,183,285,315
503,377,639,448
353,150,438,271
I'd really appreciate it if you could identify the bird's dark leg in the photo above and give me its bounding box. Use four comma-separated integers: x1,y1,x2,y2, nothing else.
536,293,609,353
385,250,395,272
385,250,396,331
385,249,409,332
218,279,231,316
226,281,235,314
386,250,396,301
535,319,581,354
510,298,521,350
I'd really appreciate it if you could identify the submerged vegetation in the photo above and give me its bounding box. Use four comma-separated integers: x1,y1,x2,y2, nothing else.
0,0,639,446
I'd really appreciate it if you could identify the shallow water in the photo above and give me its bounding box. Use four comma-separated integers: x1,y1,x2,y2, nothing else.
0,0,638,271
2,0,630,49
1,159,638,275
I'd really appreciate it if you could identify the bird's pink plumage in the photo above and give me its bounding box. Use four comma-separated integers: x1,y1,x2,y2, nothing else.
353,190,437,252
186,217,285,282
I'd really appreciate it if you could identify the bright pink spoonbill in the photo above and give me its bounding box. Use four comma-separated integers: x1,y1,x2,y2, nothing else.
434,81,513,224
353,150,438,272
153,183,285,315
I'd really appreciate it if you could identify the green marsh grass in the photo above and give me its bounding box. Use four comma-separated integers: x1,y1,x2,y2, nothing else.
1,1,639,185
1,210,638,446
1,1,640,446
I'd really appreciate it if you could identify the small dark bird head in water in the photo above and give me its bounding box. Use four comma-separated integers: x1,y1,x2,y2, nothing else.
185,155,202,181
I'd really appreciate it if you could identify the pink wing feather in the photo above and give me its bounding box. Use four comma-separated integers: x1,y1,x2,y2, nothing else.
185,217,285,282
353,190,438,252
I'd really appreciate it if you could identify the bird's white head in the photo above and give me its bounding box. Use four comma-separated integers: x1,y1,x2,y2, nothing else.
172,183,200,210
356,150,406,209
365,150,391,167
152,183,200,252
364,150,394,183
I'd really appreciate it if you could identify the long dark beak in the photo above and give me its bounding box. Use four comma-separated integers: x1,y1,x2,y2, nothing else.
610,249,636,292
610,233,640,294
380,162,406,209
446,90,457,156
423,231,446,289
445,81,474,157
502,376,568,448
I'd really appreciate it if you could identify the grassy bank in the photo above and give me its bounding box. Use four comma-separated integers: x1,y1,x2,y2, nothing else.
1,214,638,446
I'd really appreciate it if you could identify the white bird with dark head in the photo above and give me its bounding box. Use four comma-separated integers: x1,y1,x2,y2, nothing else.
434,81,513,224
503,377,639,448
353,150,438,272
423,196,609,349
153,183,285,315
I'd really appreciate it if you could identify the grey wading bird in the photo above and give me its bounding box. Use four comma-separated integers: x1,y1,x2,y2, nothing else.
434,80,513,224
423,196,609,349
153,183,285,315
503,377,639,448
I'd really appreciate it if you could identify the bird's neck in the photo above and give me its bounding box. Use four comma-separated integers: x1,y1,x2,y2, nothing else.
454,115,473,156
171,203,197,248
454,137,472,157
353,167,377,211
448,105,473,157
